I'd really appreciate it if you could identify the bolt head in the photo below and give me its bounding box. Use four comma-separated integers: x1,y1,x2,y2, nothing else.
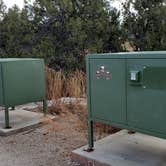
96,71,100,74
100,66,105,72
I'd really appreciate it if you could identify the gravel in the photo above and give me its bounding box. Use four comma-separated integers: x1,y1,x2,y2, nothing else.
0,113,87,166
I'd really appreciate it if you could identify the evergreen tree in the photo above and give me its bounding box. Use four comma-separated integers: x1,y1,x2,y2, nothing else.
0,4,35,57
0,0,6,55
0,0,6,20
30,0,123,71
123,0,166,51
0,0,123,71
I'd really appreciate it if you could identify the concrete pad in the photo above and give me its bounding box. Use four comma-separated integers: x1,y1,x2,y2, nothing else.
72,130,166,166
0,109,55,136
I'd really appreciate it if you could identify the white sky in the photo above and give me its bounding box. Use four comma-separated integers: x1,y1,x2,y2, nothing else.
111,0,125,10
3,0,34,9
3,0,124,10
4,0,24,9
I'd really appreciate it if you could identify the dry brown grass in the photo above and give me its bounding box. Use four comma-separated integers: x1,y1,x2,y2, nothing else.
42,116,62,132
46,67,86,115
63,103,120,139
65,70,86,98
46,67,86,100
46,67,65,100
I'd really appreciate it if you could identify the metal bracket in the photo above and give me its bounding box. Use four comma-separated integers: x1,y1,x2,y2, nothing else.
96,65,111,80
128,131,136,134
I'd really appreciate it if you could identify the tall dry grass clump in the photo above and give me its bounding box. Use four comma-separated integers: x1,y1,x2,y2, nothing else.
46,67,65,100
46,67,86,99
46,67,86,114
65,70,86,98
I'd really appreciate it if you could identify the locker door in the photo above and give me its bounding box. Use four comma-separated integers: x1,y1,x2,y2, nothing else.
127,59,166,134
90,59,126,124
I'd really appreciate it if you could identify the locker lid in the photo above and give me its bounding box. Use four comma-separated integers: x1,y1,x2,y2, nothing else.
87,51,166,59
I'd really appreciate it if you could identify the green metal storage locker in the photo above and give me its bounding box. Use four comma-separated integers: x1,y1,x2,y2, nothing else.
0,59,46,128
86,51,166,151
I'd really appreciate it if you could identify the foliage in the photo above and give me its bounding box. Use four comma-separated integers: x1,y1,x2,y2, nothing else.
123,0,166,51
0,0,6,54
0,0,123,72
0,5,35,57
0,0,6,20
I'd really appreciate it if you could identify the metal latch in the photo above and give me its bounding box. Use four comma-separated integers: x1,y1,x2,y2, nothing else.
130,70,140,82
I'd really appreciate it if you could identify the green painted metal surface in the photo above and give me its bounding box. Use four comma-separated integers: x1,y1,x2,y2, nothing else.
127,59,166,135
0,65,3,105
86,51,166,150
142,66,166,89
90,59,126,124
0,59,46,128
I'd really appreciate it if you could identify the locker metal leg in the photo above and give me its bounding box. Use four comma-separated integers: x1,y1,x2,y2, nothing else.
43,99,47,115
5,107,10,128
84,120,94,152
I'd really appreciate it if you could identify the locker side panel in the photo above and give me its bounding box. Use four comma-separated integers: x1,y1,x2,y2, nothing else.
2,60,45,107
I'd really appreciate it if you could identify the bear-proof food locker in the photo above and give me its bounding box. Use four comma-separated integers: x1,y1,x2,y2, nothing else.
0,59,46,128
86,51,166,151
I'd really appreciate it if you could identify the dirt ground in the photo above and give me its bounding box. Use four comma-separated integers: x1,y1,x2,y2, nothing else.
0,104,117,166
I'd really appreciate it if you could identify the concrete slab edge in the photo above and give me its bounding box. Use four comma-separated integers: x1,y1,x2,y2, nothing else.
0,115,56,137
71,152,111,166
